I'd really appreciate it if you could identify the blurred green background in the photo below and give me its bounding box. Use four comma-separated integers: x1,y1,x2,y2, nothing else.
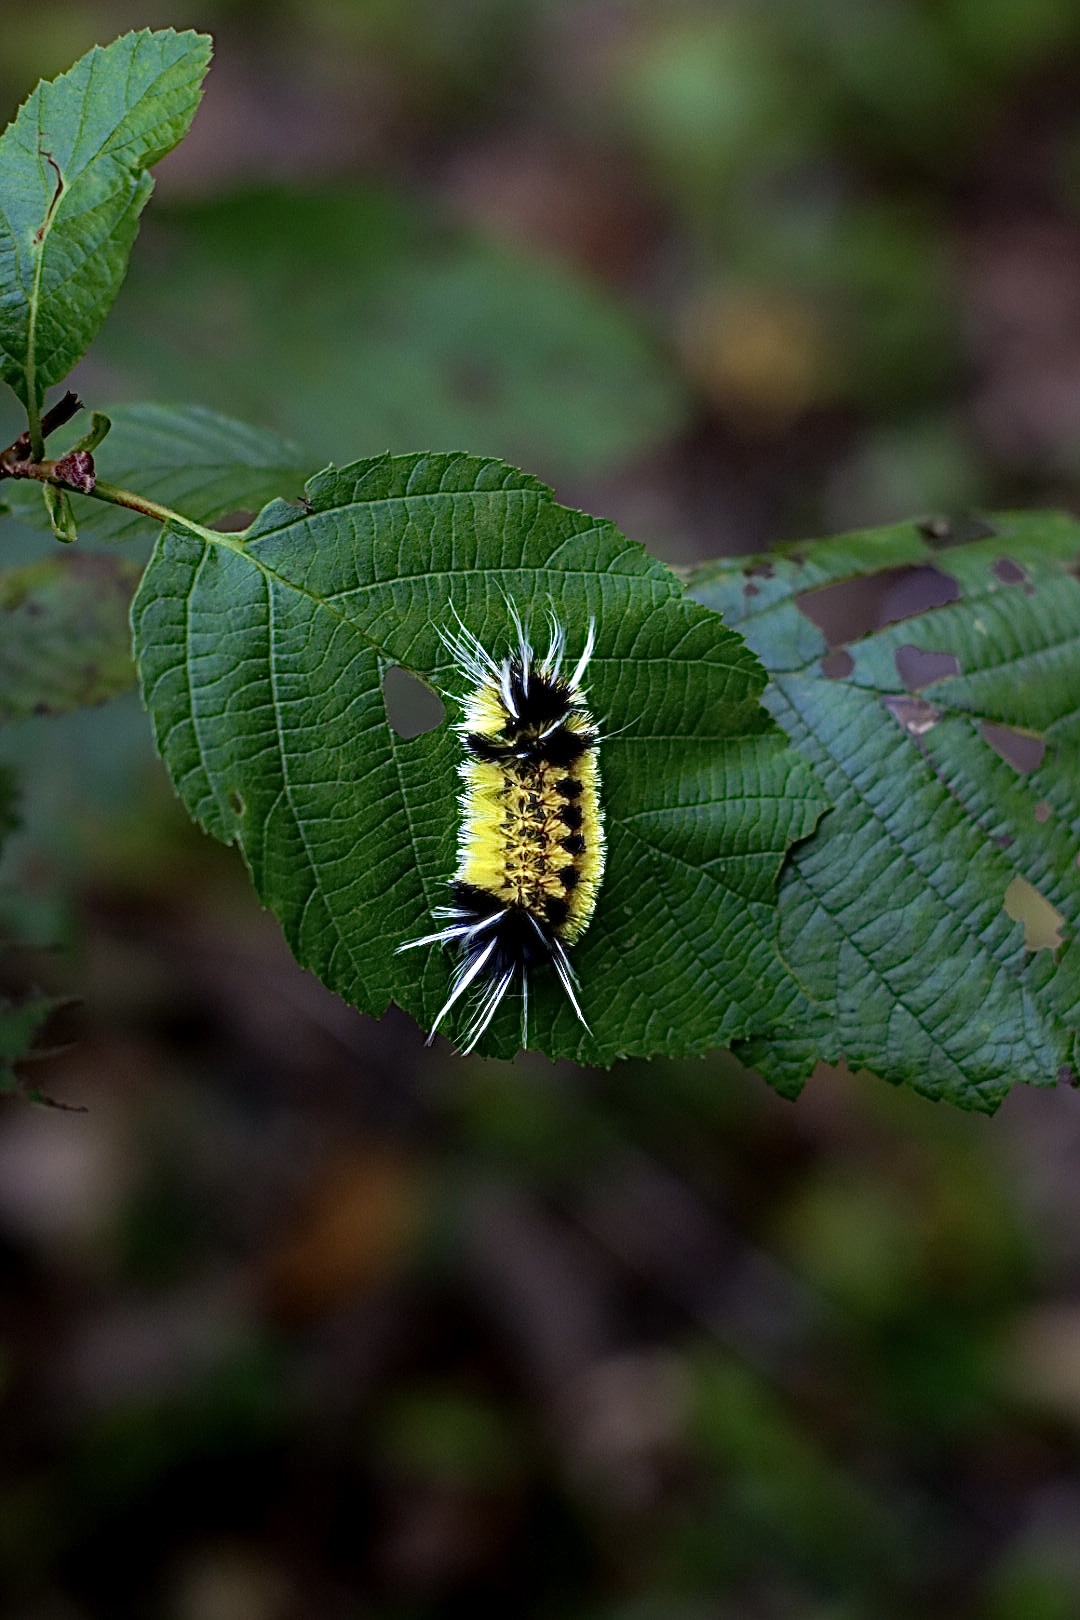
5,2,1080,1616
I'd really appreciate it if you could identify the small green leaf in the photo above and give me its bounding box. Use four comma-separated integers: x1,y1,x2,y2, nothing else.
688,511,1080,1110
0,769,65,1104
0,29,212,414
0,989,67,1103
0,552,140,720
0,764,17,839
132,452,826,1063
42,483,77,542
2,404,317,545
71,411,112,454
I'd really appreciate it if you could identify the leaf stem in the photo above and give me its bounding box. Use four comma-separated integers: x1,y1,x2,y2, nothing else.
25,397,45,462
87,480,235,546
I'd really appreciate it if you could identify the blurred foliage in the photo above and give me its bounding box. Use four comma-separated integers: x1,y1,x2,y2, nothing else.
90,188,689,482
5,0,1080,1616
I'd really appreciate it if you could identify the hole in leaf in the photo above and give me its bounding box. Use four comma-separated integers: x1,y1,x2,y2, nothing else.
882,693,941,736
820,650,854,679
1034,801,1051,824
980,723,1046,774
797,565,959,648
744,581,760,597
992,556,1029,586
1003,877,1064,951
894,644,960,689
382,666,446,739
228,790,245,817
918,514,997,548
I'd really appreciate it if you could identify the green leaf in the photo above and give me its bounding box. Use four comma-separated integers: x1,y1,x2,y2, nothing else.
687,511,1080,1110
132,453,825,1063
0,551,141,720
42,482,77,543
2,403,317,545
71,411,112,454
0,989,68,1103
91,188,690,480
0,764,17,840
0,767,63,1103
0,29,212,416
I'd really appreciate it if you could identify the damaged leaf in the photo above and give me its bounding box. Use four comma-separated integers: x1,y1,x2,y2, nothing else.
688,511,1080,1111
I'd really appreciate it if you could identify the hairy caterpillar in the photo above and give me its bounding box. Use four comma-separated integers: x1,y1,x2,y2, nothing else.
400,606,605,1053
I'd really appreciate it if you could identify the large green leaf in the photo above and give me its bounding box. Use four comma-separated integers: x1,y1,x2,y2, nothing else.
0,29,211,415
2,403,317,546
688,511,1080,1110
132,453,825,1063
0,551,140,721
92,188,689,481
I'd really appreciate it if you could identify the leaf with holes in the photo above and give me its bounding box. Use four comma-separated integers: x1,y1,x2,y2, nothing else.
688,511,1080,1111
132,452,826,1063
0,29,211,414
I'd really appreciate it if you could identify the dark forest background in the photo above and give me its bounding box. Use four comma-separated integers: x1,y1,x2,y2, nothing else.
5,3,1080,1616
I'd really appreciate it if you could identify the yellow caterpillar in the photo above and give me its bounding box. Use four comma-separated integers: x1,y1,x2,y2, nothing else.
400,606,605,1052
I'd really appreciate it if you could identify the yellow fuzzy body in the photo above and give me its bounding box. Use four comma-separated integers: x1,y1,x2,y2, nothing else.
456,682,604,943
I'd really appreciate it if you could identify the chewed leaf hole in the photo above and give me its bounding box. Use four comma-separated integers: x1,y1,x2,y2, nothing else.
882,693,940,736
918,514,997,547
820,650,854,679
1035,801,1051,824
1003,877,1064,951
382,666,446,739
980,722,1046,774
895,644,960,689
992,556,1030,587
797,565,959,648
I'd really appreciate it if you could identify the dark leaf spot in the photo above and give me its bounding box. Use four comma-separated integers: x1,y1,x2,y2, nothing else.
918,514,997,548
882,693,941,736
894,644,960,690
382,666,446,739
992,557,1029,587
820,650,854,680
798,566,959,648
980,723,1046,774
